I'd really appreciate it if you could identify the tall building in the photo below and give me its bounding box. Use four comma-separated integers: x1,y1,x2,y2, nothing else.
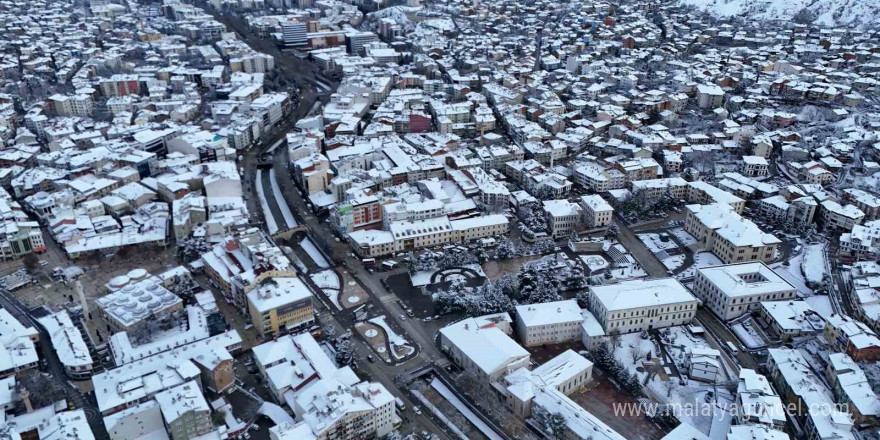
282,22,307,47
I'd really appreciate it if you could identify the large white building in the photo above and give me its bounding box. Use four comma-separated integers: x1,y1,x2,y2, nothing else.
579,194,614,228
514,299,583,347
542,199,582,238
684,203,780,264
439,313,530,382
693,262,797,321
587,278,699,334
503,350,593,417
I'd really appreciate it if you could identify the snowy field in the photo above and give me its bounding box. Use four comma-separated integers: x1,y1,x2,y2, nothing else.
801,244,828,285
669,228,698,247
675,252,723,280
614,330,721,435
301,237,331,269
770,252,813,295
269,168,297,227
255,169,278,234
662,254,686,271
637,233,679,253
310,270,342,310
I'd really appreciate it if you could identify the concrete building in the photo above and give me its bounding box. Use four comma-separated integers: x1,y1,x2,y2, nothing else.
587,278,699,334
693,262,797,321
439,313,530,382
542,199,582,238
503,350,593,417
684,203,780,264
246,277,315,339
514,300,583,347
579,195,614,228
154,381,212,440
759,300,825,341
735,369,786,429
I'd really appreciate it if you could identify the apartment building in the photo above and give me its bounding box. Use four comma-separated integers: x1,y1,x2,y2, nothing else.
826,353,880,427
766,349,856,440
154,381,213,440
759,300,825,341
684,203,780,264
824,314,880,362
587,278,698,334
693,262,797,321
514,300,583,347
735,369,786,429
820,200,865,231
246,277,315,339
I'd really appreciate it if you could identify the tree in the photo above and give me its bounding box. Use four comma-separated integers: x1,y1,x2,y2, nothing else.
495,238,519,260
22,254,39,272
211,411,226,427
335,338,355,367
532,405,567,440
575,290,590,308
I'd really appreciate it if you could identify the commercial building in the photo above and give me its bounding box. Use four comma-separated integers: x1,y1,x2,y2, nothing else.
37,311,93,379
246,277,315,339
587,278,698,334
693,262,797,321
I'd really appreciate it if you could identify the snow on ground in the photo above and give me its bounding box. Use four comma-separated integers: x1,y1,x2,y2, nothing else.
368,315,413,360
771,253,813,295
430,378,504,440
676,252,723,280
410,269,433,287
270,168,297,227
300,237,330,269
310,269,340,290
679,0,880,29
731,322,765,349
801,244,827,285
615,330,717,435
255,169,278,234
805,295,835,319
670,228,698,247
258,402,295,426
637,233,679,253
608,264,647,281
310,270,342,310
663,254,686,271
